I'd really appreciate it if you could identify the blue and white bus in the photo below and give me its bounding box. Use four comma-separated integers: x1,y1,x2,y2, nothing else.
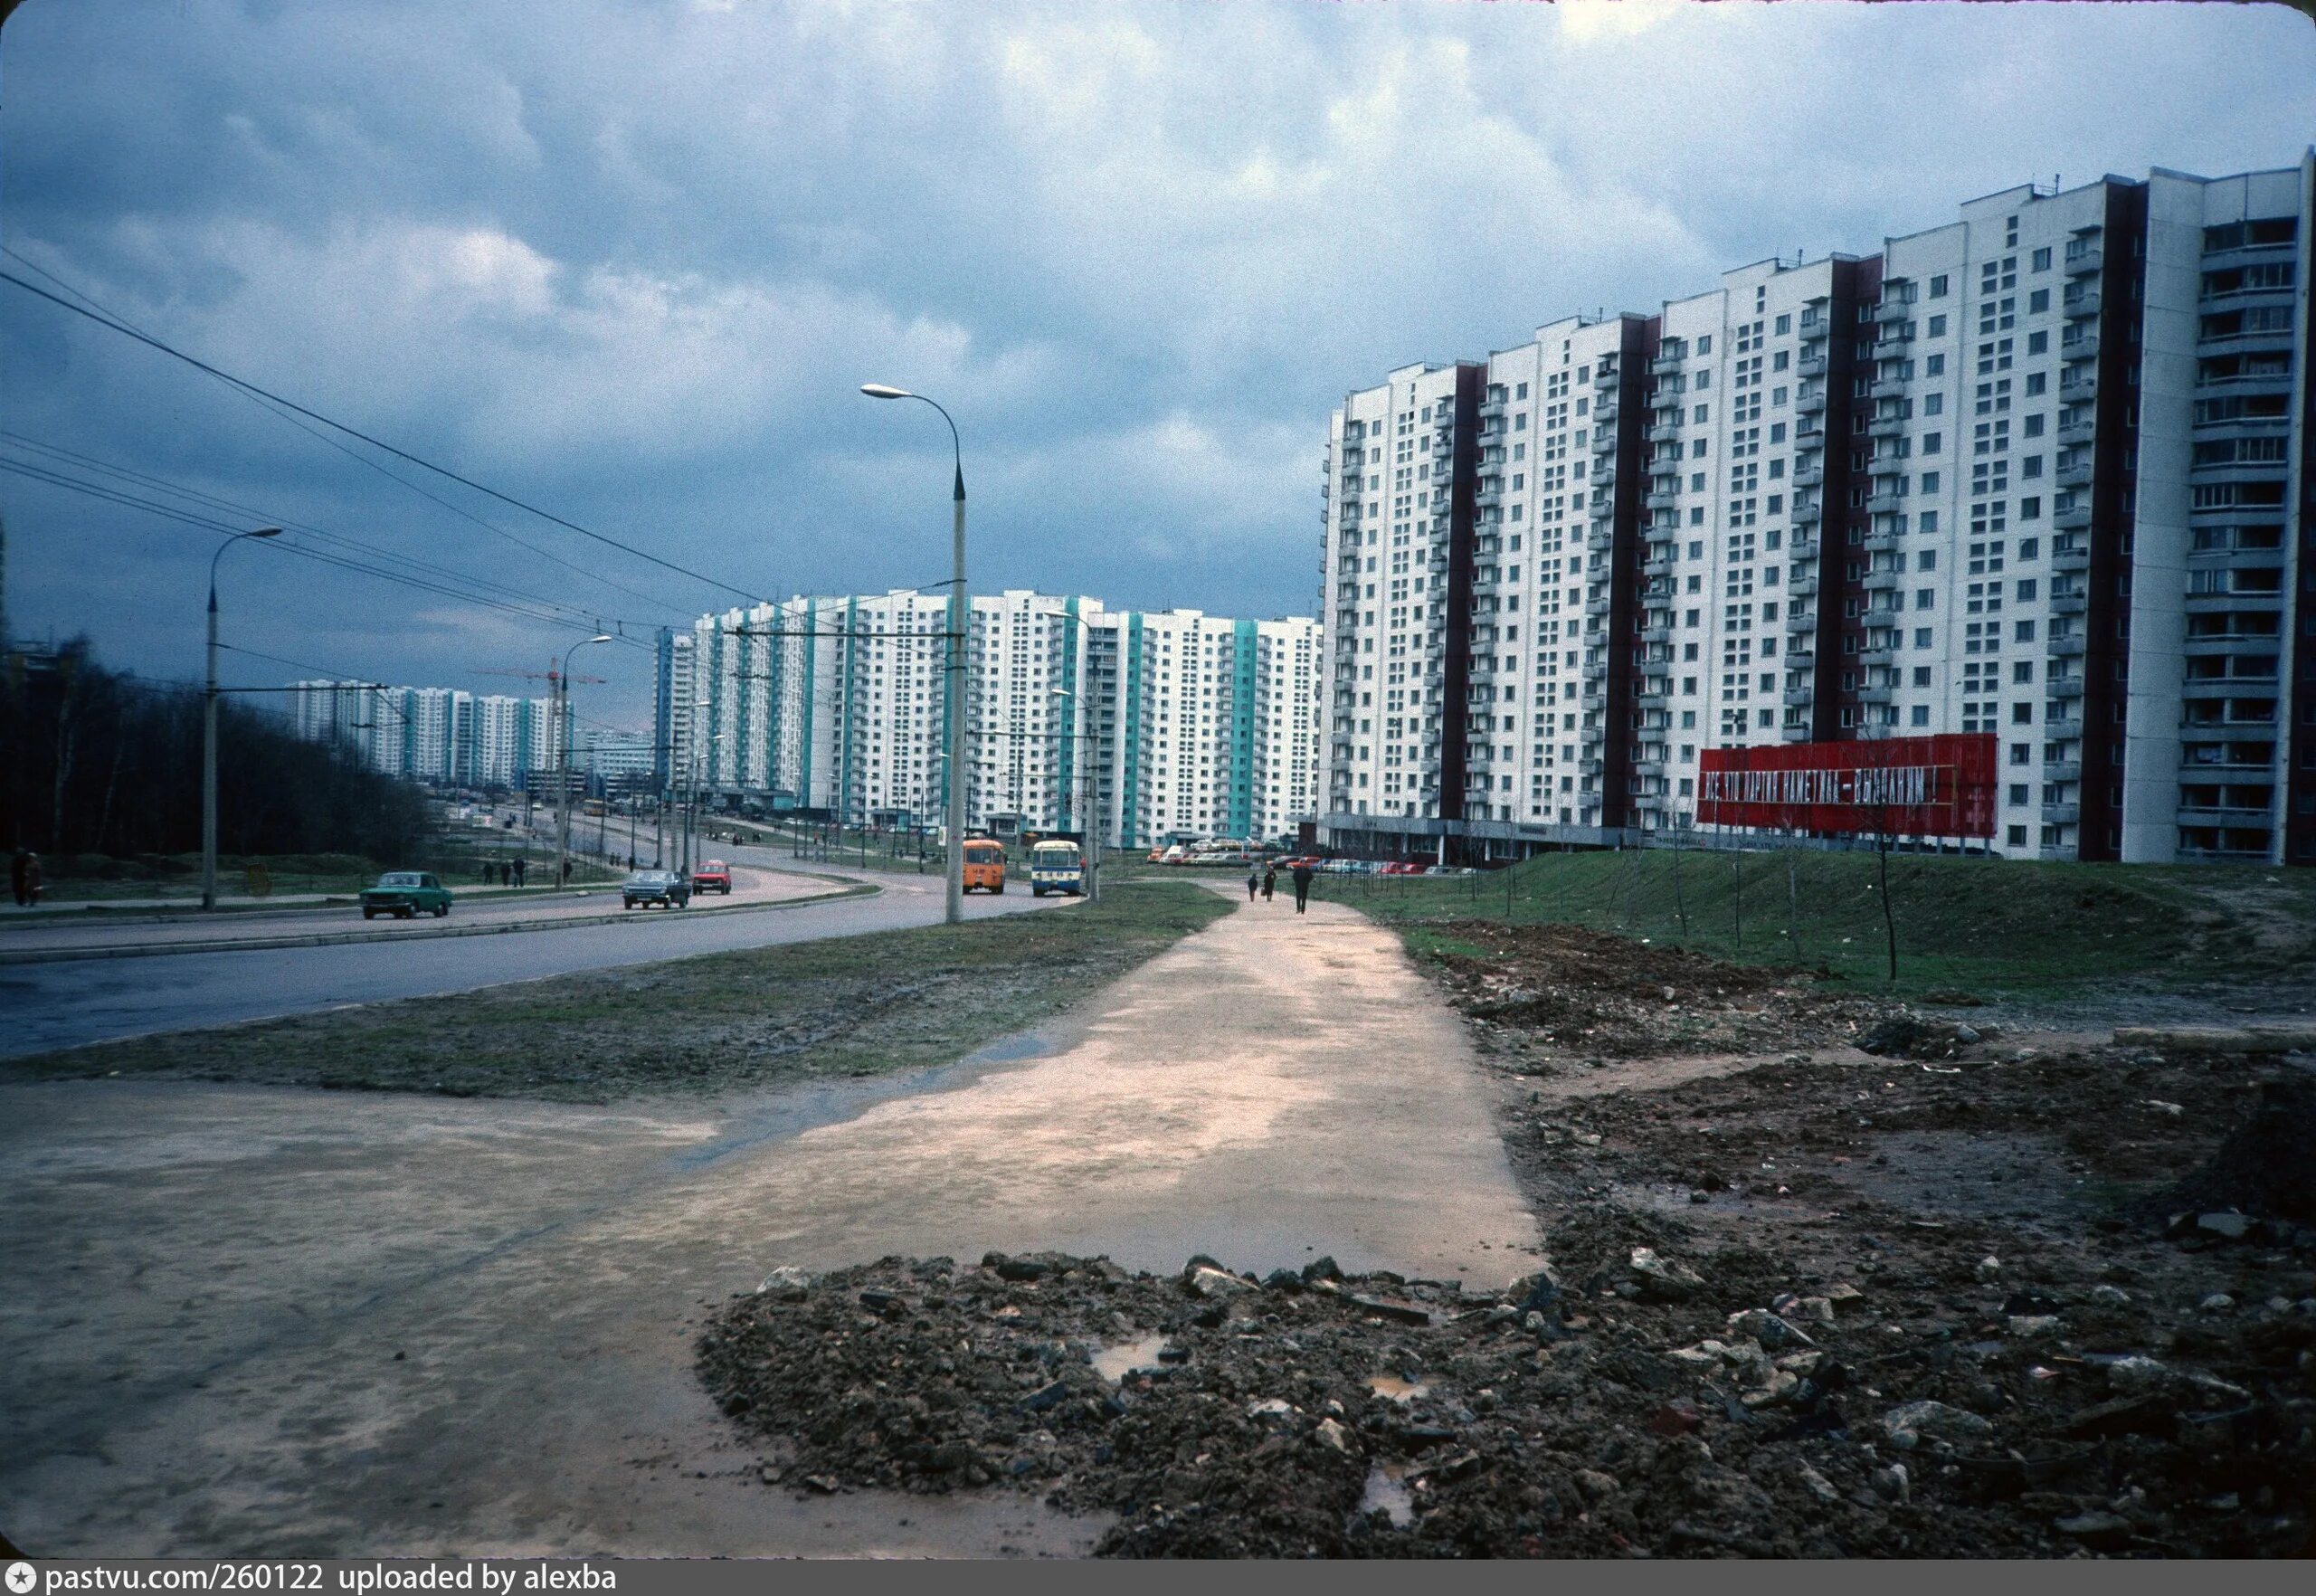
1030,839,1086,897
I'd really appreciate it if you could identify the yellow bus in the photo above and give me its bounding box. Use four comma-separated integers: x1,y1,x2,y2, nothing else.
962,838,1007,893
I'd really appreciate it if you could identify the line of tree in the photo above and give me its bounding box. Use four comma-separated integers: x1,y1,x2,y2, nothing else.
2,636,429,864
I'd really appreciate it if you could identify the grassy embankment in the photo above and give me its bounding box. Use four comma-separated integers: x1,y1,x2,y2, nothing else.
1342,848,2316,1000
33,847,620,903
11,880,1234,1100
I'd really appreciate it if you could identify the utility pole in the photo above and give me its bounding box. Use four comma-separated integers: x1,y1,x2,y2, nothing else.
552,634,614,894
201,527,280,910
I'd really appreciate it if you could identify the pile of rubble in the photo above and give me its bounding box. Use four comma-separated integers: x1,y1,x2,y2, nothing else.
1422,924,1889,1066
698,1218,2315,1555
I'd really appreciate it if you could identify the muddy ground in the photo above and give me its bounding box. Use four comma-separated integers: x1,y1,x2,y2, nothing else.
696,922,2315,1557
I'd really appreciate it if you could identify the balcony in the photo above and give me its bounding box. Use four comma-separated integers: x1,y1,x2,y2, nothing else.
2056,460,2093,490
1797,389,1827,416
1866,413,1908,440
2047,674,2085,699
1798,353,1828,381
1862,529,1903,555
1478,393,1508,420
1647,420,1683,444
1788,575,1820,602
1857,684,1894,706
1649,351,1685,376
1584,594,1612,619
1646,489,1679,511
1595,368,1621,394
2043,761,2082,784
1865,489,1906,514
2041,802,2081,826
2050,592,2090,617
2060,370,2099,402
1640,622,1672,645
1588,425,1623,456
1875,297,1915,325
2064,284,2102,319
2061,328,2102,363
2057,415,2096,447
1877,323,1915,348
1785,608,1819,634
2064,243,2104,277
2054,500,2093,531
1783,685,1815,708
1790,463,1826,490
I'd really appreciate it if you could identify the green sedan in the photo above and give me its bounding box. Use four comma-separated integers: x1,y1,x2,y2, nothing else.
360,870,453,920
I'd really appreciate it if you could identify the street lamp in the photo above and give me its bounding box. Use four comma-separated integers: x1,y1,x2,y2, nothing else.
202,526,281,910
862,381,968,926
554,633,615,893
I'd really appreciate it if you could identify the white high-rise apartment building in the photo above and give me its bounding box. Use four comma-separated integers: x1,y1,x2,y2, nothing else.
1321,157,2315,867
676,591,1324,847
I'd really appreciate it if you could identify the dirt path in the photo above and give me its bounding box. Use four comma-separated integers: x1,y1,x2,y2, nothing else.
0,892,1538,1556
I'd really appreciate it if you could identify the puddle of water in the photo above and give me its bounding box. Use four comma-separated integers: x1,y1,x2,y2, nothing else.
663,1025,1062,1173
1367,1374,1429,1402
1091,1333,1167,1382
1359,1463,1414,1527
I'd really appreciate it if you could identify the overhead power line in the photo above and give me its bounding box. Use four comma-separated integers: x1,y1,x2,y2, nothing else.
0,430,658,639
0,455,655,649
5,250,703,622
2,261,769,607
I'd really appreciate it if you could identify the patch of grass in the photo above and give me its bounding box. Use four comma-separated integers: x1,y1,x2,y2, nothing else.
1349,849,2316,1000
12,881,1235,1101
40,846,618,901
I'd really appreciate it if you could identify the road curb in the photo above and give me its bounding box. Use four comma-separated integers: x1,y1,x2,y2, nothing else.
0,876,879,965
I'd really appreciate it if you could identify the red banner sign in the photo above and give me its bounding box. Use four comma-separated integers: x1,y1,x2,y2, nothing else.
1695,734,1997,838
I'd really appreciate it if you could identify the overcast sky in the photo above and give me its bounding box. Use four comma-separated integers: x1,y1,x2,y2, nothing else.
4,0,2311,732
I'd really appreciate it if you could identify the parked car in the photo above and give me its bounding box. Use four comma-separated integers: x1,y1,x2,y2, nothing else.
622,869,692,910
692,859,733,895
360,871,451,920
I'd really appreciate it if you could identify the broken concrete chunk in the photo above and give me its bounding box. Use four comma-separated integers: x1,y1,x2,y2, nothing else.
1184,1264,1253,1299
1628,1247,1707,1302
1881,1399,1994,1449
1727,1308,1816,1347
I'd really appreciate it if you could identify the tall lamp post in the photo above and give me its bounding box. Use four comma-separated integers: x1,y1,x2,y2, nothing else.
554,633,615,893
861,382,968,926
202,526,281,910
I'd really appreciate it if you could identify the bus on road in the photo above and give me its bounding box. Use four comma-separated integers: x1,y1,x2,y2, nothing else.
962,838,1007,893
1030,839,1085,897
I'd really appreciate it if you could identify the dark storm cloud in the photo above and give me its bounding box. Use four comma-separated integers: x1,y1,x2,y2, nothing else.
4,0,2311,726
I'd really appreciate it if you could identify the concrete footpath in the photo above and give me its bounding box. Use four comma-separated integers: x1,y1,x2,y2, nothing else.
0,892,1539,1556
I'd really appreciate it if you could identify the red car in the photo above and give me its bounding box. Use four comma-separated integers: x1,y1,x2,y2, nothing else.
691,860,733,895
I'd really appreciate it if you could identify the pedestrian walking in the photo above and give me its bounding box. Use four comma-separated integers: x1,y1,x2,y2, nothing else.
1292,859,1315,915
17,850,42,908
1246,863,1259,902
1261,863,1277,903
11,846,32,908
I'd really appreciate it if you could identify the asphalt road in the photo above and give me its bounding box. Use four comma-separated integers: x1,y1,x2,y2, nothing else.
0,862,835,956
0,860,1049,1059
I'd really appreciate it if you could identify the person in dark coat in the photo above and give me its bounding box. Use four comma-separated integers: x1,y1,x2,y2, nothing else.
1292,859,1315,914
11,847,32,907
1246,863,1260,902
1261,863,1277,902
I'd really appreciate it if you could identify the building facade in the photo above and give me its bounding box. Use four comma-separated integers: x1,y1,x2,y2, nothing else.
671,590,1324,847
1320,157,2316,866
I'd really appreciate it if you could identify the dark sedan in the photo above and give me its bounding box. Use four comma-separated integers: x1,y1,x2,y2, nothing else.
622,869,692,910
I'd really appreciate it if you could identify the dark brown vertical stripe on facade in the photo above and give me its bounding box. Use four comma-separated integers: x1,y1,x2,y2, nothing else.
1438,362,1485,843
1813,256,1872,740
2286,161,2316,869
1603,317,1652,833
2079,180,2149,864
